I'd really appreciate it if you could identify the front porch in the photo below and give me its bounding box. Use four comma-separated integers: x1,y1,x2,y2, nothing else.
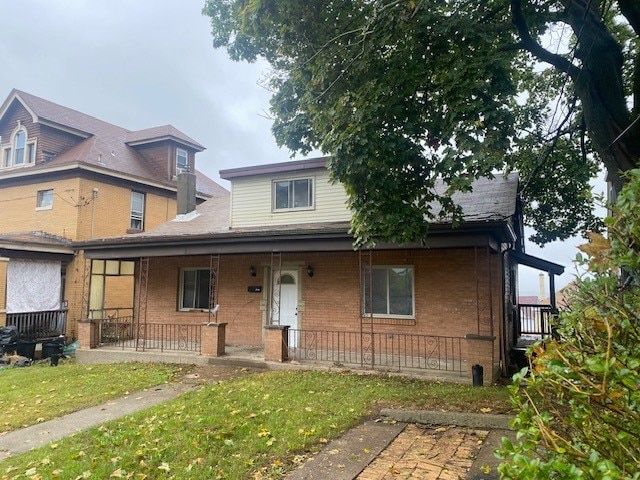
76,318,482,383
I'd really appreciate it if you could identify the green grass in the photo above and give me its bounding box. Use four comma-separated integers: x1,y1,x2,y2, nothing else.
0,370,511,479
0,361,183,433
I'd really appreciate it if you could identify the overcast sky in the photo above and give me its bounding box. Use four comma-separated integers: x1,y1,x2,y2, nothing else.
0,0,602,296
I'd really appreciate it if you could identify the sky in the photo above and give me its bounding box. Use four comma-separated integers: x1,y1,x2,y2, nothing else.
0,0,602,297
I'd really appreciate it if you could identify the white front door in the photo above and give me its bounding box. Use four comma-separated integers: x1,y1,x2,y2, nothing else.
272,269,299,346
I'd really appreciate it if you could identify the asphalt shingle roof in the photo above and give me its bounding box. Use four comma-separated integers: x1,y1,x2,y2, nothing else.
0,90,221,197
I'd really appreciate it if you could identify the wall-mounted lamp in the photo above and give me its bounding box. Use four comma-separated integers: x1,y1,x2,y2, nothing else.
306,265,314,277
249,265,257,277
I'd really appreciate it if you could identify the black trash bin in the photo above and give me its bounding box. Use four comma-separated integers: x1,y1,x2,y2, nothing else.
42,336,66,359
0,326,19,356
472,364,484,387
17,339,37,359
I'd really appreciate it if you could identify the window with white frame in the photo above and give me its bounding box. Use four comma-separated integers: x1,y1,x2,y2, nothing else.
362,266,414,317
130,191,145,230
179,268,211,310
2,127,36,168
273,178,314,210
176,148,188,173
36,189,54,209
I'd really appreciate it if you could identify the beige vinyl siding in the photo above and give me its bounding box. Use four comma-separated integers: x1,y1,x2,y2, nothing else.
230,168,350,227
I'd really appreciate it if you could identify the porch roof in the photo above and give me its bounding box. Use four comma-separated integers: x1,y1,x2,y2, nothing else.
0,231,74,260
511,251,565,275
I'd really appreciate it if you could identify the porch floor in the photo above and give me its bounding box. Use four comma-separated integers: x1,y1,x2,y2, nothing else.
77,344,473,384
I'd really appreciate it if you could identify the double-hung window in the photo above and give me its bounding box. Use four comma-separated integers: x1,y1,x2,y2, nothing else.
179,268,211,310
176,148,188,173
273,178,313,210
1,127,35,168
14,131,25,165
363,266,414,317
130,191,145,230
36,189,54,209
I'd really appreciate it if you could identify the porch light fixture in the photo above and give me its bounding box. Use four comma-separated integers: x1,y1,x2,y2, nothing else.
306,265,314,277
249,265,257,277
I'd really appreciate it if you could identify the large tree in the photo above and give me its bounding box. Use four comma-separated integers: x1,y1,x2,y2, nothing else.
203,0,640,246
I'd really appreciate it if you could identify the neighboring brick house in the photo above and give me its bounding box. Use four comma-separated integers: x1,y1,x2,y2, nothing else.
80,158,564,382
0,89,227,339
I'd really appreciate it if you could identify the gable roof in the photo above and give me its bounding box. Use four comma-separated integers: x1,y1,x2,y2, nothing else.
0,89,215,196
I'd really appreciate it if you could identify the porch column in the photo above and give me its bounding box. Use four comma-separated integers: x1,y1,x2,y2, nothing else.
264,325,289,362
201,322,226,357
0,257,8,327
78,319,99,349
465,334,498,385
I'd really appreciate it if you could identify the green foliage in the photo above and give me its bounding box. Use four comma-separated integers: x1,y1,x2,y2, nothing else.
498,170,640,479
202,0,636,246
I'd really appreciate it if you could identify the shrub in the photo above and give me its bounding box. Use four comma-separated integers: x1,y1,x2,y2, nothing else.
498,171,640,479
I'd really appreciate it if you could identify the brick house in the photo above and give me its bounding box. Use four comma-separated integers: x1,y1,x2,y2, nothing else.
0,89,227,340
79,158,563,383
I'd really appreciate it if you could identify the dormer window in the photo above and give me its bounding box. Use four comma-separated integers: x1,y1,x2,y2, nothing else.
2,126,36,168
176,148,188,173
14,130,25,164
273,178,314,211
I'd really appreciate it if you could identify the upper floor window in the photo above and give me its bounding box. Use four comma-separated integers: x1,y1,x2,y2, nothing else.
14,131,26,165
176,148,188,173
179,268,211,310
2,126,36,168
362,266,414,318
130,191,145,230
36,189,54,210
273,178,314,211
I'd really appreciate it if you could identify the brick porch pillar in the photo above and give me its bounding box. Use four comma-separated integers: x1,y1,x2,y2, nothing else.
201,322,227,357
0,257,8,327
78,319,98,349
465,334,497,385
264,325,289,362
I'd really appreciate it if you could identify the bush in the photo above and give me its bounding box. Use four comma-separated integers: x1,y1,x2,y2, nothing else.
498,171,640,479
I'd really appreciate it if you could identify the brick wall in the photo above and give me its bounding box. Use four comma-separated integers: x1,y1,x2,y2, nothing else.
135,248,504,356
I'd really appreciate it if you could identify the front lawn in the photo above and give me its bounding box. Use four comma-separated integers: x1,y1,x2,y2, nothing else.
0,370,511,479
0,362,183,433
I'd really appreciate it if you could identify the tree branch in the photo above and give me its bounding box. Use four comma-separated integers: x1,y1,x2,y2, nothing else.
510,0,581,78
618,0,640,36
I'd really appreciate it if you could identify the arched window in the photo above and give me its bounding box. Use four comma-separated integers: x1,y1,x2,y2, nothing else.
1,126,35,168
14,130,25,165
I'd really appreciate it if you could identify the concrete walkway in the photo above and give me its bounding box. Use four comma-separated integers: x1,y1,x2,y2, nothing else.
0,382,195,460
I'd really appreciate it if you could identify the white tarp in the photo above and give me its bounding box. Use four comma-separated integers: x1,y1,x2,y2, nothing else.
6,259,61,313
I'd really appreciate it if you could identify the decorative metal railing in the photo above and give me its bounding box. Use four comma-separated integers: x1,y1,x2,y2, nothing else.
98,318,201,353
287,329,464,374
6,309,67,340
517,304,556,337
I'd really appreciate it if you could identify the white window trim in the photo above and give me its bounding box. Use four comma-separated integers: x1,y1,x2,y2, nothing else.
130,191,145,231
178,267,211,311
176,148,188,174
1,126,36,169
36,189,54,210
272,176,315,212
362,265,415,319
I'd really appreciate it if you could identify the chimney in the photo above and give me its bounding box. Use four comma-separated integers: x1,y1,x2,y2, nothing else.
177,171,196,215
538,273,546,303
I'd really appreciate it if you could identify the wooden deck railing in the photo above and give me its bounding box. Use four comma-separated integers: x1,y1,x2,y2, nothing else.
6,309,67,340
